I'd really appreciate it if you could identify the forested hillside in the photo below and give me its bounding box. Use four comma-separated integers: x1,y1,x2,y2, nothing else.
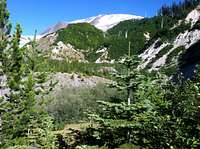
56,23,104,51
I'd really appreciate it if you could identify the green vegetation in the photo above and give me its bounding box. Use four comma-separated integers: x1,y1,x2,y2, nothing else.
54,15,190,63
76,145,108,149
70,65,200,149
54,15,183,61
158,0,200,20
153,21,191,42
166,46,185,64
56,23,104,51
35,58,124,78
47,84,126,128
0,2,57,148
192,20,200,30
1,26,57,148
76,144,140,149
109,55,142,104
160,64,178,76
107,16,178,58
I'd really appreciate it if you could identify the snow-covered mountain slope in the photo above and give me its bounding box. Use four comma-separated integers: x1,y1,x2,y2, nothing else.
40,14,143,36
70,14,143,32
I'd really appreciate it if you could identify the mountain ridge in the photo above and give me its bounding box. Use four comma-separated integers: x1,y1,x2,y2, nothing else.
39,14,143,36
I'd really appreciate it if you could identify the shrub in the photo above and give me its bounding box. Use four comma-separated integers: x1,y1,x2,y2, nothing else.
47,83,126,128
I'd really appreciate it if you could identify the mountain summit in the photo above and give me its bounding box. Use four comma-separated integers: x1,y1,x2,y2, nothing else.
40,14,143,36
69,14,143,31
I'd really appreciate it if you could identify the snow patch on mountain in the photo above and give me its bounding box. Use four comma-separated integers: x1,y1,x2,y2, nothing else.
69,16,98,25
140,29,200,70
70,14,143,32
96,47,107,53
40,14,143,36
144,32,150,41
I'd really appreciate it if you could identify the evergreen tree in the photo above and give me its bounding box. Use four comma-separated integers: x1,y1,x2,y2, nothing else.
0,0,11,57
0,0,11,144
0,0,11,87
0,24,57,148
110,55,142,104
158,0,200,19
0,1,58,147
1,24,25,145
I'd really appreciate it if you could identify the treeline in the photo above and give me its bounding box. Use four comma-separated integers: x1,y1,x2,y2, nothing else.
158,0,200,19
34,58,122,78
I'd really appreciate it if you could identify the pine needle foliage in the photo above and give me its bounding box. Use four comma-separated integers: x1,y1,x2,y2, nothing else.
74,63,200,148
0,7,58,148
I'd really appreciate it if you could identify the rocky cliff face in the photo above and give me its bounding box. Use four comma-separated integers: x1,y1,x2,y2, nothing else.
138,5,200,77
51,41,86,62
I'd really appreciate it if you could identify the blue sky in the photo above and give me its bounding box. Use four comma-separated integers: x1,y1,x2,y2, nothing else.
7,0,182,35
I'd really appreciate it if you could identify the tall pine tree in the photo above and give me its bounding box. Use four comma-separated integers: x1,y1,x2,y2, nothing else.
1,24,57,148
0,1,58,147
110,55,142,104
0,0,11,145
